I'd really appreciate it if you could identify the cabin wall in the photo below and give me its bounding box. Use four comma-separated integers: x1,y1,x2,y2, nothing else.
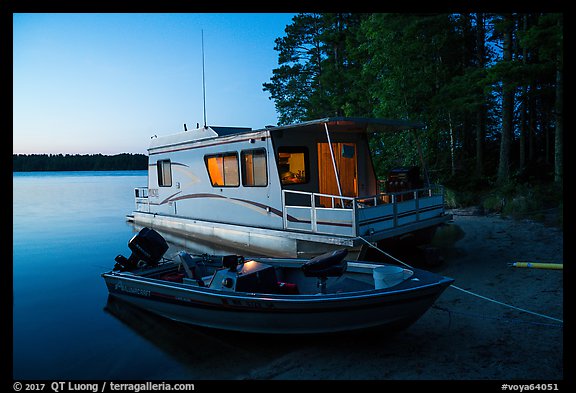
271,129,377,204
143,126,379,231
145,133,285,230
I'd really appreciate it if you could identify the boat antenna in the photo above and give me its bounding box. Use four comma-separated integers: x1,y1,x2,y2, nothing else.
201,29,207,129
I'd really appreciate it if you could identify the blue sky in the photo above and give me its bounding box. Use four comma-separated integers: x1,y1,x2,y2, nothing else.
13,13,297,155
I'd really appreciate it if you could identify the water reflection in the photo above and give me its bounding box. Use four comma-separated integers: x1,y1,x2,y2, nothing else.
103,294,379,379
103,295,276,380
103,293,407,380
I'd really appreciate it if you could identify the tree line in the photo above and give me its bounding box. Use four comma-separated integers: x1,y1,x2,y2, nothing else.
263,13,563,187
13,153,148,172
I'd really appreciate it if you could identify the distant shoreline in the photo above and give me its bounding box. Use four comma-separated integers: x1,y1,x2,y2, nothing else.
13,153,148,172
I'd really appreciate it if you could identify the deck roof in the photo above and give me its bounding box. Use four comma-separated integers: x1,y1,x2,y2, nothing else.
206,117,425,138
264,117,425,134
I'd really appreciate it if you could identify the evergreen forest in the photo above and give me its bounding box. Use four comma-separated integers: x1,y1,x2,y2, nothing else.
12,153,148,172
263,13,563,221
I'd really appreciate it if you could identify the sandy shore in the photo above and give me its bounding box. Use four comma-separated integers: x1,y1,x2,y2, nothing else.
236,210,565,380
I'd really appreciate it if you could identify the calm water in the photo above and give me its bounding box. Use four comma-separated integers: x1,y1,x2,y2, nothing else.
12,171,242,380
12,171,437,381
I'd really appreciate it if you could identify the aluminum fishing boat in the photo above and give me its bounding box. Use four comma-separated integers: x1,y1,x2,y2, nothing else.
102,228,454,334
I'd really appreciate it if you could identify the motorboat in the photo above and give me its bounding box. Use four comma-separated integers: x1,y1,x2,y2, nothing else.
102,227,454,334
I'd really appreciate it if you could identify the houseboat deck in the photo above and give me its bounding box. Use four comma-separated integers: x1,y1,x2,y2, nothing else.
130,183,450,259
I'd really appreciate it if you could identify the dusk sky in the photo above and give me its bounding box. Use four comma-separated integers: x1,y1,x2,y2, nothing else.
13,13,297,155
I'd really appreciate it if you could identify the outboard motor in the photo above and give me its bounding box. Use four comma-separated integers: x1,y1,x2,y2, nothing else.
114,227,169,271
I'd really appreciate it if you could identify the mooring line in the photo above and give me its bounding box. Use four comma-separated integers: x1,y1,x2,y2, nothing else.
432,305,563,328
447,284,563,324
355,236,564,325
356,236,413,269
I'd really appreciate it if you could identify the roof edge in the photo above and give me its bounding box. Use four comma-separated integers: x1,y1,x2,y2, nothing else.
263,117,426,133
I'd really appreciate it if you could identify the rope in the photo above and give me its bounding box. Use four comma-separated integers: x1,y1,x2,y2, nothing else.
448,284,563,323
356,236,413,269
432,305,563,328
356,236,564,325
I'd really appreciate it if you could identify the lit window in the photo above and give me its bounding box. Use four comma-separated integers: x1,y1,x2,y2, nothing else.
242,149,268,187
157,160,172,187
277,147,309,185
204,152,239,187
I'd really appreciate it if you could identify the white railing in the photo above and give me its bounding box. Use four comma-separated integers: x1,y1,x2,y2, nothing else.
134,187,149,212
281,190,357,236
281,185,445,237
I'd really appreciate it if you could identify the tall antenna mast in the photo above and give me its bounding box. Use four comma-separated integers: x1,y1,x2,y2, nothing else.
201,29,207,128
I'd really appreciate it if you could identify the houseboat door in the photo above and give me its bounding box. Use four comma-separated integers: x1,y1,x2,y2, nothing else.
317,142,358,207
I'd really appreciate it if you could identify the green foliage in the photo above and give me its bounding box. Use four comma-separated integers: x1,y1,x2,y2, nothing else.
519,13,562,65
443,173,491,208
479,180,562,225
445,187,481,209
443,188,459,209
262,13,369,124
482,193,506,213
265,12,563,187
501,192,540,218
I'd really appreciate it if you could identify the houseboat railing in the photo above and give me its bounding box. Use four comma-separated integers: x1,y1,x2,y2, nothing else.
282,185,445,237
281,190,357,236
132,184,445,238
134,187,150,213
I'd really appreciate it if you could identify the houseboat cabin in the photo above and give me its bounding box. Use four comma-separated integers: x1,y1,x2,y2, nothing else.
130,117,451,259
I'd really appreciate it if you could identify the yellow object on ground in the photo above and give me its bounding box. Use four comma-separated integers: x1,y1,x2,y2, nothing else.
511,262,563,270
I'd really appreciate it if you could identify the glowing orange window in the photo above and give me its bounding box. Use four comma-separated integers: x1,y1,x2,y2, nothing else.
204,152,239,187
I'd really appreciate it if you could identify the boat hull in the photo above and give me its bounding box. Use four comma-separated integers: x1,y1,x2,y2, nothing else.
102,271,453,334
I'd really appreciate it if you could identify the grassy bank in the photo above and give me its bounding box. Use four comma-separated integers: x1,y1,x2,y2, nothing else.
443,176,563,228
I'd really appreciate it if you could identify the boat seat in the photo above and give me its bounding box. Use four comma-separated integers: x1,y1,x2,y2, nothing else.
178,251,207,286
301,249,348,278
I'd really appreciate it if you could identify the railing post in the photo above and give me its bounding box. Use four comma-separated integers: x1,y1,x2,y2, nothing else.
281,190,288,229
352,198,358,236
311,192,317,233
134,187,150,212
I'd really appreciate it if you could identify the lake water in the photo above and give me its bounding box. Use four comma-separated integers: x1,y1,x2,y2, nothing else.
12,171,257,380
13,170,357,381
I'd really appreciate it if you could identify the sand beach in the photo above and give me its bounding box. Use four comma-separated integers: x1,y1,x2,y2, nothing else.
236,210,565,381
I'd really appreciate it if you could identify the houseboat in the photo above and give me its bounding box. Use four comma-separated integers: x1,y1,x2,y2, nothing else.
128,117,452,260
